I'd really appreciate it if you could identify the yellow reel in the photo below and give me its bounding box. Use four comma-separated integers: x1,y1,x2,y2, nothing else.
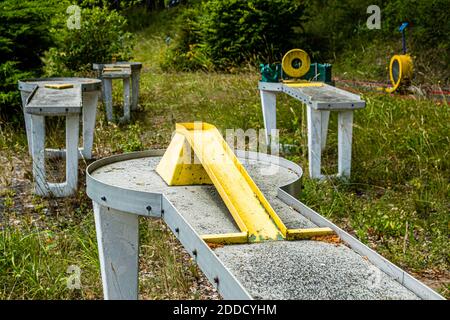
386,54,413,93
282,49,310,78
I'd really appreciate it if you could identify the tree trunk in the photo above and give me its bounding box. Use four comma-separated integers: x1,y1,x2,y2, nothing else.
145,0,166,11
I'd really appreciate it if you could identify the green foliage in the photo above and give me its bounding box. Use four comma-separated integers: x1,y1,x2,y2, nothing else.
0,0,61,118
199,0,307,67
163,0,307,71
79,0,142,9
302,0,377,59
0,62,33,117
383,0,450,47
114,123,144,152
161,0,449,81
160,7,211,71
43,6,135,76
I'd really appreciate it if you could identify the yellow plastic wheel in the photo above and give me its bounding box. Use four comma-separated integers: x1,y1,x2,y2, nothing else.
386,54,413,93
281,49,310,78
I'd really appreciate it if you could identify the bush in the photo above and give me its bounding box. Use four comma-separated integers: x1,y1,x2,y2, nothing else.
163,0,307,71
0,0,61,119
43,6,135,76
302,0,377,59
160,6,211,71
201,0,307,67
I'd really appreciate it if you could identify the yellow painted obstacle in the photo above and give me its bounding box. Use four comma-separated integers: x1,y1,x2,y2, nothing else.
157,122,334,244
280,49,324,87
384,23,414,93
385,54,413,93
281,49,310,78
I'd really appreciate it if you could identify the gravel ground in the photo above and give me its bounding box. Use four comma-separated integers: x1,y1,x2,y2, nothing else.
214,241,419,300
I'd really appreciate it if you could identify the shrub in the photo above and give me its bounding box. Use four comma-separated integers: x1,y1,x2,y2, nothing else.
163,0,307,71
43,6,135,76
0,0,61,118
160,7,211,71
303,0,449,73
200,0,307,67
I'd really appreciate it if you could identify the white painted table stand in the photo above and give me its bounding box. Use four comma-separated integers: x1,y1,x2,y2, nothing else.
18,78,101,197
18,78,101,161
259,81,366,179
93,62,142,123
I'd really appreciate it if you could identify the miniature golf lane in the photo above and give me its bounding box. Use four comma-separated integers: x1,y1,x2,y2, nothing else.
91,155,420,300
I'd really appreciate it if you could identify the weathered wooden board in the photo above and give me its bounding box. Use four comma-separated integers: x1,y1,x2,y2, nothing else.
26,86,82,115
259,81,365,110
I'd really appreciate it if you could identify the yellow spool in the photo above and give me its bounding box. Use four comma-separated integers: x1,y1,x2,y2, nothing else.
282,49,310,78
386,54,413,93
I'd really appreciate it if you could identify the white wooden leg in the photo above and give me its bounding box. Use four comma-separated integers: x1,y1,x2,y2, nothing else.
103,79,113,122
64,114,80,195
45,115,80,198
307,106,322,179
260,90,277,146
321,110,330,151
81,91,99,159
338,111,354,178
30,115,47,196
122,77,131,122
131,70,140,111
20,91,33,155
93,202,139,300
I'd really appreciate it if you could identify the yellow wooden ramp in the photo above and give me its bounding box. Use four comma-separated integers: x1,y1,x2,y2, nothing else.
156,122,333,244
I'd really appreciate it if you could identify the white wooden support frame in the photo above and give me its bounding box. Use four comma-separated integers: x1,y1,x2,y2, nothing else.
131,68,141,111
30,113,80,197
18,78,101,197
93,62,142,122
102,74,132,123
18,79,100,160
94,202,139,299
258,81,364,179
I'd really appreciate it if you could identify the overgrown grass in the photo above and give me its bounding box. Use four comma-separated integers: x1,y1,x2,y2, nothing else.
0,8,448,299
0,207,100,299
333,37,449,86
300,95,449,274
